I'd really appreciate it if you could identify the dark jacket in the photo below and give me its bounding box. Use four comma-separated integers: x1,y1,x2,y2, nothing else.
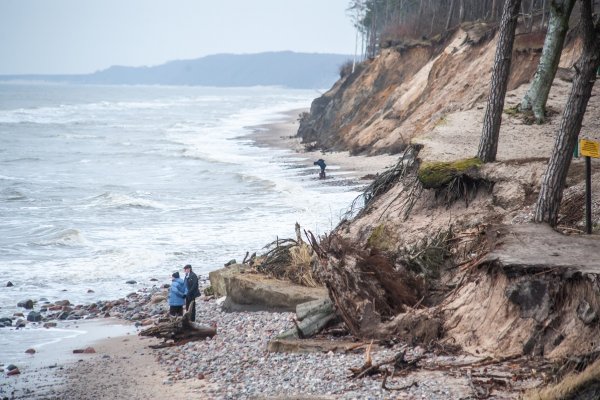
184,271,200,299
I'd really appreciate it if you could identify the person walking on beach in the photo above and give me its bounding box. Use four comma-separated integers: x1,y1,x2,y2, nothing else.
183,264,200,321
168,271,186,316
314,159,326,179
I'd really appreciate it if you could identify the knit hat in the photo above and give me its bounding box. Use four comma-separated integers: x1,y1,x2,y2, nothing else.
172,271,180,279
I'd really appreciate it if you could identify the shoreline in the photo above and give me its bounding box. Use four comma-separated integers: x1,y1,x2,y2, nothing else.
247,108,398,182
2,109,404,399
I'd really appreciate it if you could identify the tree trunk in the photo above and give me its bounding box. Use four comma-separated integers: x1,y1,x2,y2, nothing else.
477,0,522,163
520,0,576,122
139,300,217,344
492,0,499,20
534,0,600,226
318,236,424,338
446,0,456,30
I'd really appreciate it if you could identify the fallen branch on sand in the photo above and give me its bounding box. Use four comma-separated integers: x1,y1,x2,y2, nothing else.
139,300,216,347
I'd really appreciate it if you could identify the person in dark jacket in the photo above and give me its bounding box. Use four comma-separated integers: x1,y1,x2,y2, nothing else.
168,271,185,316
314,159,326,179
183,264,200,321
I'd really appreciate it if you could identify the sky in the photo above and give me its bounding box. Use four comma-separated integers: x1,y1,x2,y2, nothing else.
0,0,357,75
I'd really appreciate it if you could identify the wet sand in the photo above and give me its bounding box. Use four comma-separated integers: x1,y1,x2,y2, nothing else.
248,108,398,181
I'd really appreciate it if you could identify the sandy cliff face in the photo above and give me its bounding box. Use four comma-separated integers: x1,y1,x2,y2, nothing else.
298,24,541,155
304,22,600,363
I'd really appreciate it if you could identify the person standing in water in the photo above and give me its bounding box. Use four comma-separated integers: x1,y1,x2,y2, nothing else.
314,159,326,179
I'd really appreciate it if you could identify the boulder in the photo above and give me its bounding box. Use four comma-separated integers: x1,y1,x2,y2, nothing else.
221,272,328,312
208,264,249,298
73,347,96,354
6,281,13,287
17,299,34,309
27,311,42,322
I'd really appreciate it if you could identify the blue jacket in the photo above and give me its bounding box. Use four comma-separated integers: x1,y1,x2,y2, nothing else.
169,278,186,306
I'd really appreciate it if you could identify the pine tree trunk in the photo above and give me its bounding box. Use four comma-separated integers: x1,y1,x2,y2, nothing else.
520,0,576,122
534,0,600,226
446,0,456,30
477,0,522,162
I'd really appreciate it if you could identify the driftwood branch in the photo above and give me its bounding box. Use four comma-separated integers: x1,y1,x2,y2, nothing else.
140,300,216,345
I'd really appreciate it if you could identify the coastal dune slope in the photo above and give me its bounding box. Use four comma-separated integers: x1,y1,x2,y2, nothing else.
300,21,600,363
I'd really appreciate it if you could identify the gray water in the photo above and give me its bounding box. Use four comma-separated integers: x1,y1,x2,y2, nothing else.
0,82,363,316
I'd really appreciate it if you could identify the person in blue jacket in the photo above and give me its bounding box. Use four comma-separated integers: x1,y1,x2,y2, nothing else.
168,271,186,316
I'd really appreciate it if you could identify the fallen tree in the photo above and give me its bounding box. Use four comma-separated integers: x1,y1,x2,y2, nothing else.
140,301,216,347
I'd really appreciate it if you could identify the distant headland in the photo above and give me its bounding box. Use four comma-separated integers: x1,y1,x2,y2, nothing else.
0,51,351,89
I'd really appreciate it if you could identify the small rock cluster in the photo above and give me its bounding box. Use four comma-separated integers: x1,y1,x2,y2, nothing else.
0,283,178,330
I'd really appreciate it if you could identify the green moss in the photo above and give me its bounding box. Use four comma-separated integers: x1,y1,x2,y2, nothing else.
203,285,214,297
367,224,396,252
417,157,482,189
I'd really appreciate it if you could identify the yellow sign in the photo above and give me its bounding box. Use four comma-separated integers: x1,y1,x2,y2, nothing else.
580,139,600,158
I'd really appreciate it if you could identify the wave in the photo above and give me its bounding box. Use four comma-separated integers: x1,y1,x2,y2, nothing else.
36,228,86,247
86,192,166,210
0,187,27,201
0,99,188,124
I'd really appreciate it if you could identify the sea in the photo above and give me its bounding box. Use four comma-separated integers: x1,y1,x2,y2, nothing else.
0,82,366,368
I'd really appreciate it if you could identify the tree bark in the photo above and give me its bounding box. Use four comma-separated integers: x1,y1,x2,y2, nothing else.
477,0,522,163
520,0,576,122
446,0,456,30
318,236,424,338
534,0,600,226
139,300,217,343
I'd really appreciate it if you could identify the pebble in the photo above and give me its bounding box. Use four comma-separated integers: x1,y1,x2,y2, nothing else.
149,296,474,399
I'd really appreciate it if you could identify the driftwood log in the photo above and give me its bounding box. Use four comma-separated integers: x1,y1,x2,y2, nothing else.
140,301,216,347
277,298,337,339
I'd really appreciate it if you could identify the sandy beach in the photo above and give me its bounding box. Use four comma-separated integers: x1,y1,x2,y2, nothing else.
1,111,405,400
248,109,399,181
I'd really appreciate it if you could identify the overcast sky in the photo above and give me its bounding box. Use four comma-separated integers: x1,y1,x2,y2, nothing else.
0,0,357,75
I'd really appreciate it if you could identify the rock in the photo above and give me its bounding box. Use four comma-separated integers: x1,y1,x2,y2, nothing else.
126,280,137,285
43,322,57,328
221,272,328,312
224,259,237,267
149,278,158,282
57,311,71,320
0,318,12,327
6,281,13,287
577,300,598,325
15,319,26,328
7,367,20,376
87,289,95,293
209,264,250,298
55,300,71,306
17,299,34,309
27,311,42,322
505,278,551,322
73,347,96,354
25,348,36,354
150,295,166,304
